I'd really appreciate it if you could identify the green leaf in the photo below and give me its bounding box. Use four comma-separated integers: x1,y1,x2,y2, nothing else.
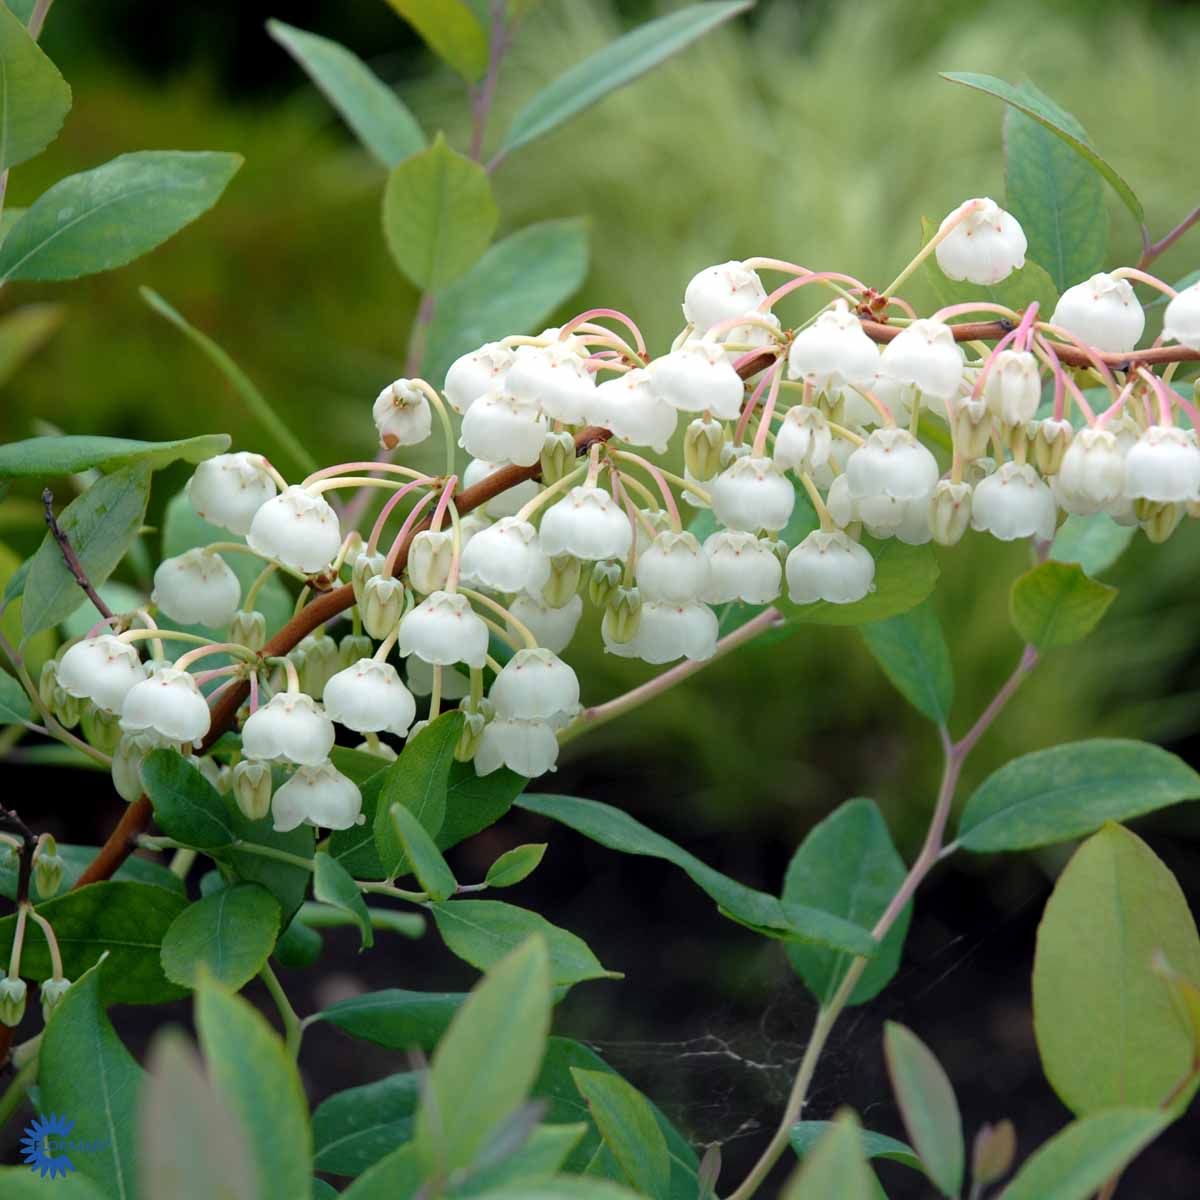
21,464,150,638
0,1172,108,1199
316,987,466,1050
0,2,71,172
0,841,184,901
313,851,375,949
388,801,458,899
416,935,552,1174
160,883,282,990
859,601,953,724
329,744,393,784
781,1111,874,1200
454,1126,587,1196
382,133,497,291
314,1072,421,1176
1001,1109,1171,1200
789,1121,922,1172
373,710,463,877
1033,823,1200,1114
0,880,188,1003
142,286,317,475
431,899,621,986
0,432,230,479
571,1069,670,1200
1004,81,1107,294
459,1182,643,1200
39,965,141,1200
196,977,313,1200
500,2,750,156
941,73,1143,224
225,804,315,926
424,219,590,386
516,793,877,958
139,1030,258,1200
1050,513,1135,577
384,0,488,82
955,738,1200,853
0,668,30,723
1009,560,1116,649
267,20,425,168
883,1022,964,1197
142,748,237,849
486,843,547,888
0,150,242,282
340,1142,423,1199
0,300,65,385
783,799,911,1006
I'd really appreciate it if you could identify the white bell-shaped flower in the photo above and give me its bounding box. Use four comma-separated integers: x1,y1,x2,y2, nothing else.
589,369,678,453
323,658,417,737
462,459,541,519
272,761,362,832
983,350,1041,426
1056,426,1126,509
635,531,710,602
786,301,881,401
785,531,875,604
151,548,241,628
893,494,933,545
505,342,595,424
827,474,907,537
846,428,940,501
701,531,782,604
773,406,833,472
120,666,212,747
405,655,471,701
474,718,559,778
880,320,964,404
844,369,911,428
935,198,1027,284
971,462,1057,541
408,530,454,595
373,379,433,449
241,691,335,766
490,647,580,723
710,456,795,532
682,260,768,332
459,390,548,468
185,452,277,537
701,311,781,363
444,342,514,415
649,340,744,420
460,517,551,594
58,635,147,715
539,485,632,560
397,590,489,669
1123,425,1200,502
508,592,583,654
1051,273,1144,353
1163,282,1200,351
247,485,342,574
606,601,718,665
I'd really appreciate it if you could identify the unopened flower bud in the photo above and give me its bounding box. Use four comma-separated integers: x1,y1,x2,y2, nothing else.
1033,418,1073,476
52,684,80,730
542,554,583,609
361,575,406,640
40,977,71,1023
760,536,789,567
80,701,123,756
454,698,492,763
111,732,158,802
588,561,623,608
339,634,374,670
230,609,267,651
984,350,1040,427
1137,499,1183,544
355,738,396,762
232,759,273,822
605,586,643,644
0,978,26,1028
294,632,339,698
684,418,725,482
352,551,386,607
953,397,992,461
930,480,973,546
539,430,577,486
33,836,64,898
408,530,454,595
38,660,58,712
971,1120,1017,1188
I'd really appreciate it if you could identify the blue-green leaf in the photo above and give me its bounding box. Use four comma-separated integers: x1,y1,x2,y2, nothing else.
159,883,282,990
384,0,489,82
1009,560,1116,649
860,601,953,724
0,433,230,479
0,2,71,172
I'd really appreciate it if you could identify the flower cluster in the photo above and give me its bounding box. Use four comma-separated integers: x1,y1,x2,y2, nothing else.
42,196,1200,835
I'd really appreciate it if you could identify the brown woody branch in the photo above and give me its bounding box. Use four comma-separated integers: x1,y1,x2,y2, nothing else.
43,489,114,622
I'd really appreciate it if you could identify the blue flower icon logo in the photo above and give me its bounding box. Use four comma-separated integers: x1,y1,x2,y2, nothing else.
21,1112,76,1178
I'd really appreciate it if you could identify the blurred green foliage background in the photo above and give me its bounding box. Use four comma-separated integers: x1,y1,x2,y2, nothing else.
3,0,1200,862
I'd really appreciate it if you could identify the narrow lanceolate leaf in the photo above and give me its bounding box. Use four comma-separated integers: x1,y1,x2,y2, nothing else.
571,1069,670,1200
314,987,466,1051
1050,513,1134,577
39,965,142,1200
267,20,425,168
423,219,590,386
500,2,750,156
955,738,1200,853
486,843,547,888
415,936,552,1175
388,802,457,900
0,150,242,282
313,851,375,949
0,432,230,479
196,978,313,1200
159,883,282,990
313,1072,422,1176
1004,81,1107,294
783,799,911,1007
1009,560,1116,649
883,1022,964,1198
0,669,31,724
142,749,237,850
860,601,953,724
21,463,151,638
1001,1109,1171,1200
0,3,71,172
782,1111,874,1200
789,1122,922,1173
941,73,1143,223
382,134,497,291
384,0,488,82
1033,823,1200,1114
